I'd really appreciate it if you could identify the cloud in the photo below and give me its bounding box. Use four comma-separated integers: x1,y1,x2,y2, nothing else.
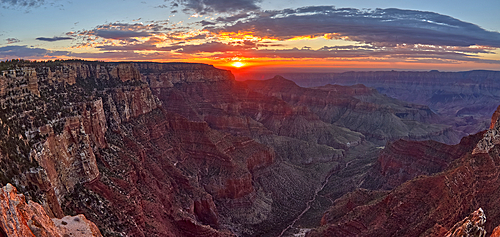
206,7,500,48
70,51,180,61
199,20,215,26
215,12,250,23
1,0,45,8
95,37,173,51
0,45,69,59
173,41,253,54
94,30,152,40
175,43,496,64
95,40,250,54
185,34,206,40
174,0,261,14
6,38,20,44
69,22,170,42
36,36,73,42
0,45,178,61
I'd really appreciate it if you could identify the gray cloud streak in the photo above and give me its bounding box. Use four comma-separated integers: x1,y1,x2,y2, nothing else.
0,45,69,59
173,0,261,14
36,36,73,42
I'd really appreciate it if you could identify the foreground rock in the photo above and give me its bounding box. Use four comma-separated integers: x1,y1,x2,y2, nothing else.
445,208,486,237
0,183,101,237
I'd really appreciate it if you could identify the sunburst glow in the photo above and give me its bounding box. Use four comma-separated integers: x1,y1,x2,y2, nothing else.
232,62,245,68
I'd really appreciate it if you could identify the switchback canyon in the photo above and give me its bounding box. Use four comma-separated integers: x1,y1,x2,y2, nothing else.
1,60,500,237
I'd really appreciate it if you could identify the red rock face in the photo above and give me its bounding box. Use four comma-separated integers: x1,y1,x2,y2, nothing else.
309,109,500,237
490,105,500,129
0,183,102,237
151,74,364,151
33,117,101,218
62,110,274,236
491,226,500,237
474,105,500,154
368,133,483,190
445,208,486,237
80,99,108,149
114,64,366,236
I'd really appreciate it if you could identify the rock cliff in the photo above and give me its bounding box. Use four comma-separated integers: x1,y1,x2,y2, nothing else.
0,61,166,235
136,63,364,236
445,208,486,237
0,61,353,236
473,105,500,154
0,183,101,237
309,105,500,237
364,132,483,190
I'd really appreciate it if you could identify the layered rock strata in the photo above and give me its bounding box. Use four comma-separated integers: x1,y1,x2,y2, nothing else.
1,61,490,237
245,76,462,144
309,105,500,237
256,70,500,136
0,61,353,236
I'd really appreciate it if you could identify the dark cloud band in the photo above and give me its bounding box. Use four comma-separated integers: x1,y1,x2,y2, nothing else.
206,7,500,47
36,36,73,42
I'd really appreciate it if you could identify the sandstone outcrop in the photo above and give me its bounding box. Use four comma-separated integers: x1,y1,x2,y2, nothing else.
0,183,101,237
445,208,486,237
474,105,500,154
491,225,500,237
136,62,234,90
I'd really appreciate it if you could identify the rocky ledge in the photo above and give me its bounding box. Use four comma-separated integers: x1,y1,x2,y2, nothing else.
0,183,101,237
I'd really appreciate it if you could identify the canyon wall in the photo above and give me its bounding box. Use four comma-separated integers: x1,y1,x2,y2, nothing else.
309,105,500,237
0,61,351,236
242,70,500,136
1,61,494,236
244,75,462,144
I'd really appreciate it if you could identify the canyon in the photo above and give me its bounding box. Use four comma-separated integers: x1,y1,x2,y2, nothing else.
309,105,500,237
0,60,499,236
238,70,500,137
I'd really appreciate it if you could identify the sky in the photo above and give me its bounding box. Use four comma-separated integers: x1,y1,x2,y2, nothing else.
1,0,500,73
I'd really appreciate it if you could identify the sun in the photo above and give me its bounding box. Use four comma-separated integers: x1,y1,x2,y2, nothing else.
231,62,245,68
